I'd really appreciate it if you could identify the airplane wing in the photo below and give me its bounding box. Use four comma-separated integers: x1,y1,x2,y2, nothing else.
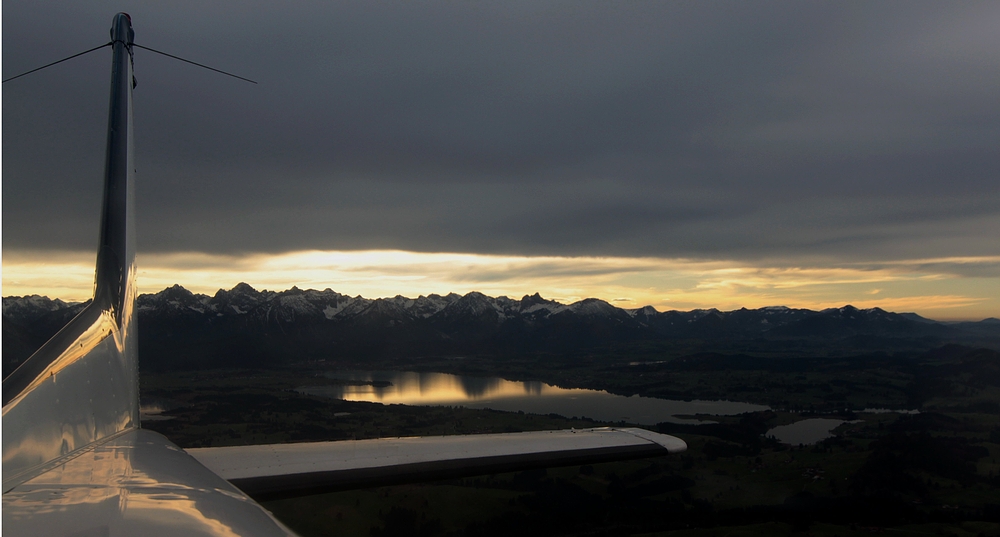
188,427,686,501
1,13,685,536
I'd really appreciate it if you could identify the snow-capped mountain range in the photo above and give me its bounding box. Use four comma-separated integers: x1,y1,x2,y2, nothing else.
4,284,998,373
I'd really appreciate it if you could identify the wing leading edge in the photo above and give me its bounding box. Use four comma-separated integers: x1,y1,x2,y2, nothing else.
188,427,687,501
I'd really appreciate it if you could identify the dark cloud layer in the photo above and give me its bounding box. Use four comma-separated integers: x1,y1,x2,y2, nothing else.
4,1,999,263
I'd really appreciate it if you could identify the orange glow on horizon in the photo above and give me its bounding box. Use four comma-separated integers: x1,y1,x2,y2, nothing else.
2,249,998,321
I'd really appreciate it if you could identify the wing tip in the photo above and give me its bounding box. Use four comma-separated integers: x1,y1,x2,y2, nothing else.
612,427,688,453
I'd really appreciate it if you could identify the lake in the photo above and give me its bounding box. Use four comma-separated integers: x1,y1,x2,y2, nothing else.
298,370,769,425
766,418,860,445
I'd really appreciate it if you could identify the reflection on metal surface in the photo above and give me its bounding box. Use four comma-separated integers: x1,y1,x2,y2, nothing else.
189,427,686,501
1,311,135,489
2,12,139,494
1,15,293,535
193,427,684,481
2,430,293,537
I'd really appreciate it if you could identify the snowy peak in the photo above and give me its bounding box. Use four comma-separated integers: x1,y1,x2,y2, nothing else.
818,305,896,321
567,298,620,317
439,291,505,322
324,296,371,320
2,295,83,322
212,282,264,314
402,293,459,318
519,292,550,308
628,305,660,319
7,287,992,347
229,282,260,297
3,295,72,314
138,285,211,314
355,297,414,322
518,293,566,317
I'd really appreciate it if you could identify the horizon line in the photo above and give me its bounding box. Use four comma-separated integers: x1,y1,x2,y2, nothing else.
4,283,996,323
4,249,997,322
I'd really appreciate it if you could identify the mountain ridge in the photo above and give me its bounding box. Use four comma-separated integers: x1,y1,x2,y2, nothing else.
4,284,998,375
5,282,987,323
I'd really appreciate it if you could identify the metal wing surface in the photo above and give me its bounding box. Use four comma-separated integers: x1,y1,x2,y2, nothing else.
188,427,687,501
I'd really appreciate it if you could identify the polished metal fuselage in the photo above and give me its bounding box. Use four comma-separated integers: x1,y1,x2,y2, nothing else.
1,14,294,535
2,13,139,491
3,429,294,536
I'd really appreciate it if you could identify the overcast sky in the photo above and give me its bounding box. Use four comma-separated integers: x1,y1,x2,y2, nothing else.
3,1,999,317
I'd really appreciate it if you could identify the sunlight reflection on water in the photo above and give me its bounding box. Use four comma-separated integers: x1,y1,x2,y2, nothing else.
298,371,769,425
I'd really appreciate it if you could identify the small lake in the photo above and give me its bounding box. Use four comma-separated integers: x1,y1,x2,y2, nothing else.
766,418,859,445
298,370,769,425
